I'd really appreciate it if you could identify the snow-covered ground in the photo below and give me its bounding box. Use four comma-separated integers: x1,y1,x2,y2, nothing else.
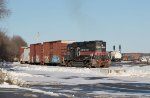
0,62,150,97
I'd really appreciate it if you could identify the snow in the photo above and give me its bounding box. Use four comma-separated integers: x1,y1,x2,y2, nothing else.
0,82,20,88
1,64,150,85
11,63,150,77
0,63,150,97
91,91,150,97
108,65,150,77
0,82,70,97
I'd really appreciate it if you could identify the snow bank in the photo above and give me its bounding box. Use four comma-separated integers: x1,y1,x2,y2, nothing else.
0,68,28,87
2,63,150,86
0,82,20,88
108,65,150,77
12,64,150,77
7,64,148,77
11,65,111,76
1,63,150,97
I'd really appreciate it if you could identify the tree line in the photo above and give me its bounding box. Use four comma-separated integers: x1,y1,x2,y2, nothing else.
0,32,27,61
0,0,27,61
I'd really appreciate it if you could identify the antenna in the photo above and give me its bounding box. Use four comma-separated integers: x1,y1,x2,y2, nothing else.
35,32,40,43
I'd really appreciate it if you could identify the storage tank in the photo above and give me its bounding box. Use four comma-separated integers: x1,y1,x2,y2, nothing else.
110,51,122,62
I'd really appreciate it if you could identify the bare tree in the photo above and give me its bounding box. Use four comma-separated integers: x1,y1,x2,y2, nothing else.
0,0,9,19
0,32,10,61
0,0,10,61
11,35,27,59
0,32,27,61
0,0,27,61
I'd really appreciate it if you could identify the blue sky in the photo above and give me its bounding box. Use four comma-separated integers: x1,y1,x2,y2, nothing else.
4,0,150,52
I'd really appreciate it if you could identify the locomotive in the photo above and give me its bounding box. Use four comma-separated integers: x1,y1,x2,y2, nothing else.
19,40,111,68
64,40,111,68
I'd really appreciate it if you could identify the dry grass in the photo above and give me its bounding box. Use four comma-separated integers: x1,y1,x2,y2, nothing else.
0,70,6,83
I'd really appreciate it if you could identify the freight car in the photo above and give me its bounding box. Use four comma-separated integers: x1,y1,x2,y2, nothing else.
64,40,111,68
30,43,43,64
19,47,30,64
43,40,74,65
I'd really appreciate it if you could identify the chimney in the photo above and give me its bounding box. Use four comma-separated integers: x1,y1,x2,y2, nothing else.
113,45,115,51
119,45,121,52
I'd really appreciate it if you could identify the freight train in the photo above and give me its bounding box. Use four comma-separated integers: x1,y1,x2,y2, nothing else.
19,40,111,68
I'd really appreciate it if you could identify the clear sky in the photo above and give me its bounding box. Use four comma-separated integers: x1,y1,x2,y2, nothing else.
4,0,150,53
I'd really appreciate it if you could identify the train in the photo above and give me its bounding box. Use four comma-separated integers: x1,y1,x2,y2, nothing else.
19,40,111,68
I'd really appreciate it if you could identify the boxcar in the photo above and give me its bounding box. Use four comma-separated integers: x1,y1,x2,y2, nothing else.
43,40,74,65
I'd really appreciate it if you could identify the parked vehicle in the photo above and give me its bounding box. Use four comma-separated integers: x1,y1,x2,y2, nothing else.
64,40,111,68
19,47,30,64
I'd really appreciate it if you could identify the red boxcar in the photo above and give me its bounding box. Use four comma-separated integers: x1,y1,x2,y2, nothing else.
35,43,43,64
43,40,73,65
30,44,36,64
30,43,43,64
